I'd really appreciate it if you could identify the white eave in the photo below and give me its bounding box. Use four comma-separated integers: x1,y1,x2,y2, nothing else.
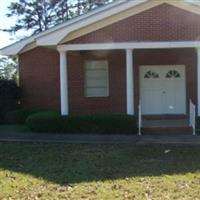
0,0,145,55
1,0,200,56
35,0,148,46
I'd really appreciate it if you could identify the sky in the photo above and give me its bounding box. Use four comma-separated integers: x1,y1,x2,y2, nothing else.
0,0,76,49
0,0,31,49
0,0,18,49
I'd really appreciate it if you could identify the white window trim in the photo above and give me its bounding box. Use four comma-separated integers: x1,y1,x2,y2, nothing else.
84,60,109,98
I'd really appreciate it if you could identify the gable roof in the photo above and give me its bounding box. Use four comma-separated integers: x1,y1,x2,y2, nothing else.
1,0,200,56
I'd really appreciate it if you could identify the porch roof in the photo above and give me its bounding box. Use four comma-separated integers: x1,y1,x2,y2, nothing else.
57,41,200,52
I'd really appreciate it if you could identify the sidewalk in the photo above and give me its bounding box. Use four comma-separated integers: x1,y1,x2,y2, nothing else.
0,132,199,144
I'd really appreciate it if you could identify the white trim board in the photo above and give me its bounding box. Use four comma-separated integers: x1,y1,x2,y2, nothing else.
57,41,200,51
61,1,200,44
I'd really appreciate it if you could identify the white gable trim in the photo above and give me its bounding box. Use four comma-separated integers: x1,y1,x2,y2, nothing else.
1,0,200,56
36,0,148,46
167,0,200,16
57,41,200,51
63,0,200,43
0,37,35,56
61,0,164,44
0,0,147,56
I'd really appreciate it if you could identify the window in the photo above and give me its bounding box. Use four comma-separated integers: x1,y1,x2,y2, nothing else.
144,70,159,79
85,60,109,97
166,70,181,78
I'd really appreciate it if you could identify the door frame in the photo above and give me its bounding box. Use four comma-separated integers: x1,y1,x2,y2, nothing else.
139,65,187,115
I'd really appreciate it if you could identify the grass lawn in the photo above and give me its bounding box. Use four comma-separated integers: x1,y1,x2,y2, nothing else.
0,143,200,199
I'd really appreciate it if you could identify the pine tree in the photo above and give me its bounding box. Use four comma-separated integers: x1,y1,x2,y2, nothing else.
4,0,115,35
4,0,58,34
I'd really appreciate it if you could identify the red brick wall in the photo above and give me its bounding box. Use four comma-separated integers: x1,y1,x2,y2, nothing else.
69,4,200,44
67,48,197,115
19,49,127,114
19,47,60,110
134,48,197,115
19,48,197,115
68,50,126,114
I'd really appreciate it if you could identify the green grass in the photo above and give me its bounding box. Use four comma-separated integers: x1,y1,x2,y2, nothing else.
0,143,200,199
0,124,30,133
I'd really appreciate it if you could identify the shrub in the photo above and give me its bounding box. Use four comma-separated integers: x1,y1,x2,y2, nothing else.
4,108,45,124
0,79,19,121
196,117,200,134
26,112,138,134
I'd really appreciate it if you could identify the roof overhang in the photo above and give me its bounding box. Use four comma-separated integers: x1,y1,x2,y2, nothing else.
57,41,200,51
1,0,200,56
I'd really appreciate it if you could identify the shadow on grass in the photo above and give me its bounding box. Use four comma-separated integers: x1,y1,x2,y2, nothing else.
0,143,200,185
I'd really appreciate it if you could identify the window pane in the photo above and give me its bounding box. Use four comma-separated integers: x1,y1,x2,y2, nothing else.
86,88,108,97
86,61,108,70
86,79,108,88
86,70,108,79
85,60,109,97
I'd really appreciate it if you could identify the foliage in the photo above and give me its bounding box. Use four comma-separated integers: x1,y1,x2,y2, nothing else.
0,79,20,121
75,0,112,16
4,108,44,124
4,0,115,35
4,0,58,34
196,117,200,134
26,112,138,134
0,56,17,81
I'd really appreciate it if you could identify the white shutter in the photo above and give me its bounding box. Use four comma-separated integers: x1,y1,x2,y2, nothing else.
85,60,109,97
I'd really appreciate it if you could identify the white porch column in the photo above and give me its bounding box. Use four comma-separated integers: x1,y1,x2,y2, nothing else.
59,51,69,115
126,49,134,115
197,48,200,116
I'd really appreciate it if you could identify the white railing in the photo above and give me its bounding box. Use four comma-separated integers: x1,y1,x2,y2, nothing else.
189,99,196,136
138,100,142,136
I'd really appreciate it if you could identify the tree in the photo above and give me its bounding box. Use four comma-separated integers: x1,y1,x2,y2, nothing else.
0,56,17,81
4,0,115,36
74,0,112,16
4,0,59,35
54,0,76,24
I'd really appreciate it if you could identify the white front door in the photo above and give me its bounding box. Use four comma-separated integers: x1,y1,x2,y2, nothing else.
140,65,186,115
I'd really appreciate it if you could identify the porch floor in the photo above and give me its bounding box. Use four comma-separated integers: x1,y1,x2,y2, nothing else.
142,119,189,128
